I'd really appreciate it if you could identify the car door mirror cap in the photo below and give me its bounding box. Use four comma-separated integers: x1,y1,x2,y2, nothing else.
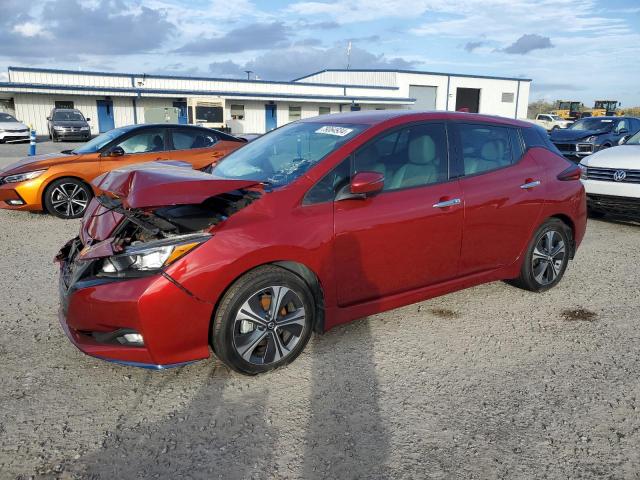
336,171,384,201
85,118,91,122
105,146,125,157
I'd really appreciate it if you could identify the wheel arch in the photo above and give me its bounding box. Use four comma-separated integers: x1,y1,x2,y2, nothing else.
41,174,94,210
207,260,327,349
548,214,576,258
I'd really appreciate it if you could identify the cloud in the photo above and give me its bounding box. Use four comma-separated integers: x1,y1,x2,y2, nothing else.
202,43,418,81
464,41,486,52
501,34,553,54
176,22,290,54
531,82,587,93
0,0,175,58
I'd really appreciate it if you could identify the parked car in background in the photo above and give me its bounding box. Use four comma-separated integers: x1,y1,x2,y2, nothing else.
579,129,640,219
529,113,572,131
550,116,640,161
47,109,92,142
56,111,586,374
0,112,30,143
0,124,245,219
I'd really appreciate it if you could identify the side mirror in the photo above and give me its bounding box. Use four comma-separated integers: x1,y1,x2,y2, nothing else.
336,171,385,201
350,171,384,195
85,118,91,122
46,116,51,121
107,146,125,157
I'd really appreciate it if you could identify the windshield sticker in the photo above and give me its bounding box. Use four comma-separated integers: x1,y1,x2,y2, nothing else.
600,120,613,122
315,126,354,137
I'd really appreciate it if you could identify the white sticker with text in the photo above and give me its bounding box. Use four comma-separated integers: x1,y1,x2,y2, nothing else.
315,126,354,137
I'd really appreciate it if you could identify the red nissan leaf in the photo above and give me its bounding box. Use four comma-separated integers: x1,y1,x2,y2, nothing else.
57,111,587,375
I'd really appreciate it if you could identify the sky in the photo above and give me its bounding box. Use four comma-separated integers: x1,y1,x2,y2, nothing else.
1,0,639,106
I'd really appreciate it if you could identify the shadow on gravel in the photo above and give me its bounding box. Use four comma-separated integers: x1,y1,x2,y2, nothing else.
302,234,390,479
63,364,278,479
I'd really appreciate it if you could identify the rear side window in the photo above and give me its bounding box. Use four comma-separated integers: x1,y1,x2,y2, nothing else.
457,124,512,175
171,129,217,150
521,125,563,156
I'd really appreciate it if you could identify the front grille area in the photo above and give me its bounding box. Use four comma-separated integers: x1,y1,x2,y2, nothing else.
588,194,640,218
586,167,640,184
5,128,28,133
554,143,575,151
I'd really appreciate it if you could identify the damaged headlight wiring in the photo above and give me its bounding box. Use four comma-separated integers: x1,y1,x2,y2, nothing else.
98,233,211,277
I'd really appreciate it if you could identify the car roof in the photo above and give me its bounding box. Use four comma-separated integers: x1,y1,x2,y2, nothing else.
299,110,534,128
124,123,242,140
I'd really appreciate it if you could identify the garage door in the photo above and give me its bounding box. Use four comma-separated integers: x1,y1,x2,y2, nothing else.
408,85,437,111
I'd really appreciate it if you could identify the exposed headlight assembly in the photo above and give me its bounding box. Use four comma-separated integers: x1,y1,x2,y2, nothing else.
98,233,211,277
3,169,47,183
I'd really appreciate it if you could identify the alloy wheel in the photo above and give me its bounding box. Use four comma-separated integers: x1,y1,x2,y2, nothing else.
232,286,307,365
532,230,566,286
50,183,89,218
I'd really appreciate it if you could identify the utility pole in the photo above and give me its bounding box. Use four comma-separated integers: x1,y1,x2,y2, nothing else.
245,70,253,80
346,42,352,70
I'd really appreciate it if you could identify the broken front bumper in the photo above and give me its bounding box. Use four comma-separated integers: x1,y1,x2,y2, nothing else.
57,237,213,368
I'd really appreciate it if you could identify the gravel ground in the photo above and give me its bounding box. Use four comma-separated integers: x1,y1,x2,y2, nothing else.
1,142,639,479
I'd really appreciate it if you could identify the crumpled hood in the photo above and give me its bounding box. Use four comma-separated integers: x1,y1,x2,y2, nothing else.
0,152,77,175
92,161,261,209
551,128,607,142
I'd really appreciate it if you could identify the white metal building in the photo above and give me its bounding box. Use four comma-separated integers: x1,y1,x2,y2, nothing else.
0,66,531,136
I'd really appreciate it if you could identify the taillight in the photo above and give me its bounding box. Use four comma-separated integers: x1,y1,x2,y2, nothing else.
557,164,582,181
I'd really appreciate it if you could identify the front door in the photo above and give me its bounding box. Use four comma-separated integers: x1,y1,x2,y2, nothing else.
265,104,277,131
452,122,545,274
96,100,115,133
333,122,463,307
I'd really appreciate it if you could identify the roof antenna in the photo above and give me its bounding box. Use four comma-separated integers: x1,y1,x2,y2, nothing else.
346,41,352,70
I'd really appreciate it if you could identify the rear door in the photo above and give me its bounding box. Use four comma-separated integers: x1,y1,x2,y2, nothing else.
332,121,463,306
99,127,169,174
452,122,546,275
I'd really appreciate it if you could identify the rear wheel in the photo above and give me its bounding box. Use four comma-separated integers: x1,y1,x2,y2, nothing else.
43,178,93,219
212,265,315,375
511,219,572,292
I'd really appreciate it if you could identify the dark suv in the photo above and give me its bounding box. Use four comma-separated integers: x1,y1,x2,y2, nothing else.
550,116,640,161
47,109,91,142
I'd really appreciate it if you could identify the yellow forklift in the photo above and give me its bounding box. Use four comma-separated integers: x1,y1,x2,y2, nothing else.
553,101,584,121
591,100,621,117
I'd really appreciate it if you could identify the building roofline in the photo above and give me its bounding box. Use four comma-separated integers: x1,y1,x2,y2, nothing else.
7,66,399,91
0,82,415,104
292,68,532,83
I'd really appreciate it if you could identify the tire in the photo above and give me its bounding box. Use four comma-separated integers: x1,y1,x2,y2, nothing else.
43,178,93,219
212,265,315,375
52,132,59,142
510,218,572,292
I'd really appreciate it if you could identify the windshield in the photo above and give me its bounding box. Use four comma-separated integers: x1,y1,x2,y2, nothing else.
0,113,18,122
568,118,614,131
71,125,137,154
53,111,85,121
212,122,366,187
625,131,640,145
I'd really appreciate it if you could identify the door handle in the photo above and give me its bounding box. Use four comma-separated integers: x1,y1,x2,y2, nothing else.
432,198,461,209
520,180,541,189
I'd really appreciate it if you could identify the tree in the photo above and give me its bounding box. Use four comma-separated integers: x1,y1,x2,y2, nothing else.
527,100,556,119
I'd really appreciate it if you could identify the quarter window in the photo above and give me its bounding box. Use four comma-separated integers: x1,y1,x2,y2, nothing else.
458,124,513,175
116,129,165,154
171,129,217,150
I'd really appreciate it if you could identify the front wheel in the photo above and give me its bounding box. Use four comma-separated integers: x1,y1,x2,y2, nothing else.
212,266,315,375
43,178,93,219
511,219,572,292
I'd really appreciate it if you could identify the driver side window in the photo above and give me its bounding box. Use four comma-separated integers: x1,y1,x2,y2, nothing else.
116,129,166,154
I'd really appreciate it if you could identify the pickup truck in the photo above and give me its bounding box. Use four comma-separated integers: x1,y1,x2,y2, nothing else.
528,114,572,131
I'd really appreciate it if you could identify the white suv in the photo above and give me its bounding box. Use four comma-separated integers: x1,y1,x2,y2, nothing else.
579,131,640,218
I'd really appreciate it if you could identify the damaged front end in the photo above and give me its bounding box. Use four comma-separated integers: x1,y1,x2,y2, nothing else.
59,162,262,278
55,163,264,367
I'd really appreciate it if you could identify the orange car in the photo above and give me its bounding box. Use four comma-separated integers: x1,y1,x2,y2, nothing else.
0,124,245,219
